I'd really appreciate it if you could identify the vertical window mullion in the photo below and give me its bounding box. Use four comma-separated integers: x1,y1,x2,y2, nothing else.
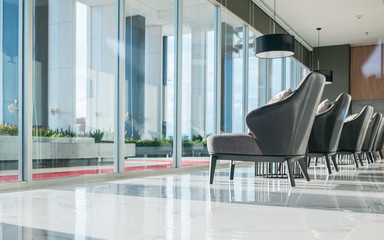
114,0,125,173
20,0,33,181
213,5,221,134
173,0,182,168
242,26,248,133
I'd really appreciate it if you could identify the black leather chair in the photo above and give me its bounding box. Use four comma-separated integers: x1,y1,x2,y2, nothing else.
337,106,373,168
361,113,382,163
307,93,351,174
207,72,325,187
373,118,384,160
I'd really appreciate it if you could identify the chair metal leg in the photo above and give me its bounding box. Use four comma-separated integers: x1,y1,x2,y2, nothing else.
367,152,373,163
307,157,311,167
285,159,296,187
358,153,364,166
371,152,377,162
331,154,339,172
255,162,258,176
325,155,332,174
209,155,217,184
298,158,310,181
229,161,235,180
352,153,359,168
315,157,318,166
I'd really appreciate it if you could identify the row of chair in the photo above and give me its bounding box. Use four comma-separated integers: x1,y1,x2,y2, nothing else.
207,72,384,187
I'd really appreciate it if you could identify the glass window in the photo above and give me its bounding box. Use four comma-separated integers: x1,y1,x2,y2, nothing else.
286,57,301,90
248,31,267,111
221,11,244,133
268,58,283,99
0,0,20,182
124,0,175,170
180,0,215,166
32,0,116,179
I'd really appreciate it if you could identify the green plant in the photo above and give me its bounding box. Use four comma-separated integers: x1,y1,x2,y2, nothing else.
0,124,18,136
90,129,104,143
51,128,75,137
32,127,53,137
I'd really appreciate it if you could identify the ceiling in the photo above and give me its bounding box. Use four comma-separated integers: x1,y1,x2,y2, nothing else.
254,0,384,47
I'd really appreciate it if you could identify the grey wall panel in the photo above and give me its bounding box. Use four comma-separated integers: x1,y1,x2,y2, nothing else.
225,0,251,24
352,99,384,115
252,4,271,35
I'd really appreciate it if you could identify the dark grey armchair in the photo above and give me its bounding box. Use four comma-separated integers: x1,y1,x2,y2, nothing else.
361,113,382,163
307,93,351,174
373,118,384,160
207,72,325,187
337,106,373,168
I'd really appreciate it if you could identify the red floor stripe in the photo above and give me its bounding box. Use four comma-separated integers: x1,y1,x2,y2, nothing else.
0,161,209,182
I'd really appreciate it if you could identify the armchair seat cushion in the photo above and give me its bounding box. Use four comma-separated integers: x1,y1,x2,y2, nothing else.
207,133,262,155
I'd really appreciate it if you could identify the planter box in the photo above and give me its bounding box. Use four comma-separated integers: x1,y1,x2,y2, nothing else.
136,144,208,157
0,136,135,161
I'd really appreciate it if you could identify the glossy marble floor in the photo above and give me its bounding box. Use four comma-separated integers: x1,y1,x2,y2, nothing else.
1,160,384,240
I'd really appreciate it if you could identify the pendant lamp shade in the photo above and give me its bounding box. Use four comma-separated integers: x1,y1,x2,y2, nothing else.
313,69,333,85
255,33,295,58
254,0,295,58
314,27,333,85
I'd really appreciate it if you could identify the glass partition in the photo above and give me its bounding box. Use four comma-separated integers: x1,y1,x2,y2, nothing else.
0,0,20,182
248,31,267,111
180,0,215,166
285,57,298,89
32,0,116,179
123,0,175,171
220,11,244,133
268,58,283,99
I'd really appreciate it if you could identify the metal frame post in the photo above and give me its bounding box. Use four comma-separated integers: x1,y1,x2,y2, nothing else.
114,0,125,173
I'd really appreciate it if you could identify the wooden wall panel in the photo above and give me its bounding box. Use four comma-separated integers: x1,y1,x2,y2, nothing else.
350,44,384,100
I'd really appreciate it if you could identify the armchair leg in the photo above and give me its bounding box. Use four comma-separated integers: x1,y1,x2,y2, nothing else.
285,159,296,187
255,162,258,176
367,152,373,163
370,152,376,162
307,157,311,167
298,158,310,181
358,153,364,166
331,154,339,172
325,155,332,174
229,161,235,180
209,155,217,184
379,150,383,160
352,153,359,168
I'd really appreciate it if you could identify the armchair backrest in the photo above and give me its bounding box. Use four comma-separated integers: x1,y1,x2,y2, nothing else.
362,113,382,151
338,106,374,152
246,72,325,156
308,93,351,154
374,118,384,151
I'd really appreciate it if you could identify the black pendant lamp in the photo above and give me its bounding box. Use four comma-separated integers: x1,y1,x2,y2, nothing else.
255,0,295,58
313,27,333,84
